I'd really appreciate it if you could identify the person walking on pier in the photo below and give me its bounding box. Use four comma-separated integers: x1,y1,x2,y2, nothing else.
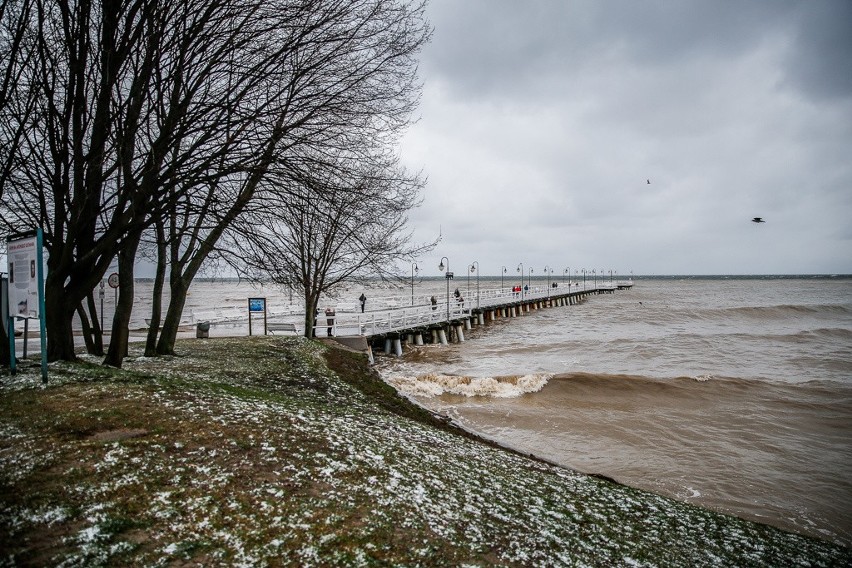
430,296,437,310
325,307,336,337
359,293,367,312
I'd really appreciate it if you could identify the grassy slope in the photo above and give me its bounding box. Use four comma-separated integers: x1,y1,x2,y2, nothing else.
0,336,849,567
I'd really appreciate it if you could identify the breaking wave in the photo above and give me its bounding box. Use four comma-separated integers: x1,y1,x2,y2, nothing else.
386,373,551,398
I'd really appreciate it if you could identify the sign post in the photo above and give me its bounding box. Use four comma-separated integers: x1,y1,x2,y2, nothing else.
248,297,267,336
99,280,105,331
6,229,48,382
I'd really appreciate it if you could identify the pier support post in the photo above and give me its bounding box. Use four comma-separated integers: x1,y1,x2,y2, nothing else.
393,338,403,357
438,328,448,345
464,318,471,330
414,332,424,346
384,338,392,354
478,312,485,326
455,325,465,342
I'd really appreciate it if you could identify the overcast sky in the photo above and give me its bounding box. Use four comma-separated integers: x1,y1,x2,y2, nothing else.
403,0,852,277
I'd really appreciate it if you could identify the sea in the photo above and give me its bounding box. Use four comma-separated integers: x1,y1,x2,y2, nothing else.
373,276,852,547
105,275,851,546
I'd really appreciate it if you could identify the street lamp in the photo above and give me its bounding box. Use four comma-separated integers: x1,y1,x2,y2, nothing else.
593,269,597,288
516,263,524,300
410,262,419,306
469,261,479,309
582,268,586,290
563,267,569,285
438,257,453,322
501,266,507,291
544,265,551,297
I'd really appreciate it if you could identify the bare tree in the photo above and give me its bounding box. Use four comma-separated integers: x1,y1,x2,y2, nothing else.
226,153,433,338
1,0,429,365
146,0,431,355
0,0,249,363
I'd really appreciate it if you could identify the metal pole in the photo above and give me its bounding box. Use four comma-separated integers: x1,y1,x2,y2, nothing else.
439,257,451,323
517,263,524,301
411,262,418,306
544,266,550,297
100,282,104,331
470,261,479,309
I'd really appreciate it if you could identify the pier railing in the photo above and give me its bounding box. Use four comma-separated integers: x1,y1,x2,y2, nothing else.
171,279,632,337
308,283,621,338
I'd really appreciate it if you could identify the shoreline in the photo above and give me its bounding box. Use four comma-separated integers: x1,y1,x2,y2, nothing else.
2,336,849,565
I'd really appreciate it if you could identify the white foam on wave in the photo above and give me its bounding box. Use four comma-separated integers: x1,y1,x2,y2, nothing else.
385,373,552,398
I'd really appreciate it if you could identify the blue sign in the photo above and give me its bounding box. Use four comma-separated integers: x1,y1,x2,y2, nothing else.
249,297,266,313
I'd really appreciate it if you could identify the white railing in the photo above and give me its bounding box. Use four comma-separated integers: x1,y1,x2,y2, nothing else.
174,282,617,337
309,283,612,337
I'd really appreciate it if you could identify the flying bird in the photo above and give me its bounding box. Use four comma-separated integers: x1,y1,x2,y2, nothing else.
752,217,765,223
646,179,651,184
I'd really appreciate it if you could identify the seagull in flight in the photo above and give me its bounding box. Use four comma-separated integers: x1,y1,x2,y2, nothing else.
646,179,651,184
752,217,765,223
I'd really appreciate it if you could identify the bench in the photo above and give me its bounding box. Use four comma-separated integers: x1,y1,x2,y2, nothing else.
267,322,299,335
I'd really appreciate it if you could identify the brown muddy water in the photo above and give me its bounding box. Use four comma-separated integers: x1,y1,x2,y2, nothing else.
377,277,852,546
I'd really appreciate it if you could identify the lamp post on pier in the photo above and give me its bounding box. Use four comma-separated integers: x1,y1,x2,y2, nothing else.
410,262,418,305
438,257,452,322
544,265,551,297
501,266,507,292
563,267,569,285
469,261,480,309
528,267,534,292
582,269,586,290
593,269,597,288
516,263,524,301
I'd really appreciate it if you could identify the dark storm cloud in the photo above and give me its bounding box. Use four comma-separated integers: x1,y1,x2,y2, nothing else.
403,0,852,275
783,0,852,100
422,1,800,99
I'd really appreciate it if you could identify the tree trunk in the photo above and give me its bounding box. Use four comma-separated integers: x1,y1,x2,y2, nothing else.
44,272,79,362
304,293,319,339
145,223,168,356
85,291,105,355
76,303,97,355
156,277,190,356
104,236,141,367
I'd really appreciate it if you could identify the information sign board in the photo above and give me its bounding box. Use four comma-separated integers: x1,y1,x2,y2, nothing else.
7,234,39,317
249,297,266,312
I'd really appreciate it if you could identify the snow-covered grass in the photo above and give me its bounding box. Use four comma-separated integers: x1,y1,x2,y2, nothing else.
0,336,849,566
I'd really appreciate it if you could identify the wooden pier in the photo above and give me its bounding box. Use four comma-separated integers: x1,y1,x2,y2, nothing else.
313,280,634,361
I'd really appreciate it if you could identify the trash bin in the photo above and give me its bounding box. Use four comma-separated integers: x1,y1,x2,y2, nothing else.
196,321,210,339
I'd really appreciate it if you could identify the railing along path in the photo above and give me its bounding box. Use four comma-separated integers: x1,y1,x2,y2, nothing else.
307,280,632,338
